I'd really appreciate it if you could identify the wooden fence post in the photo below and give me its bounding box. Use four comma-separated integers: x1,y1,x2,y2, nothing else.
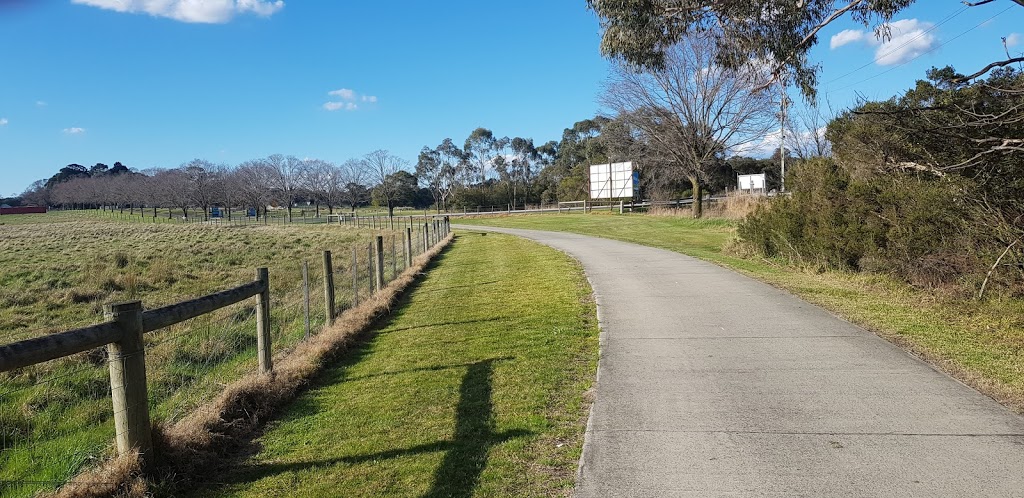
255,267,272,374
351,247,359,306
423,223,429,251
302,261,310,339
104,301,153,460
405,227,413,267
375,235,385,292
367,243,374,293
391,236,397,280
323,251,335,325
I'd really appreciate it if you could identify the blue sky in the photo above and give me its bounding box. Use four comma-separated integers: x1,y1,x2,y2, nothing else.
1,1,1021,196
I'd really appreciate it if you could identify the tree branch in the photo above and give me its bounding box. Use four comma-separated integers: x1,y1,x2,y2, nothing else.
952,57,1024,83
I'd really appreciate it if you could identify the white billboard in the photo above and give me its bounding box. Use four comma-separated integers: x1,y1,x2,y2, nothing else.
738,173,766,191
589,161,634,199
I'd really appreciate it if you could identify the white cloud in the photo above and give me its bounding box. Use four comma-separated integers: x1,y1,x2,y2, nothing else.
63,127,86,135
35,100,47,107
729,127,828,158
328,88,356,100
237,0,284,16
830,29,866,49
0,118,7,126
323,88,376,111
828,19,937,66
323,101,358,112
1006,33,1022,48
71,0,284,24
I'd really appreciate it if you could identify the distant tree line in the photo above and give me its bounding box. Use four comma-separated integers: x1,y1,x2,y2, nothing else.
19,151,436,220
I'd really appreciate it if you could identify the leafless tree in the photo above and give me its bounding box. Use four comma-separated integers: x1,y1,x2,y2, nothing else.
265,154,304,221
236,159,275,220
785,101,833,161
602,36,778,217
183,159,224,220
363,149,408,217
300,158,337,217
339,158,369,212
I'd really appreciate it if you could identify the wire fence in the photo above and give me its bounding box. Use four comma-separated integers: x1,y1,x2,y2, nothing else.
0,218,450,497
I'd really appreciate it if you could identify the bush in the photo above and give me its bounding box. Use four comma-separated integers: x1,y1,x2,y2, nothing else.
738,158,992,291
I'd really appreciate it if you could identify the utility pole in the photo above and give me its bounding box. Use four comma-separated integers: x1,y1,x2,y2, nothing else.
780,82,788,193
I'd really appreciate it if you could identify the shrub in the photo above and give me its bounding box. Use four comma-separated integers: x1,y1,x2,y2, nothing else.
738,158,994,291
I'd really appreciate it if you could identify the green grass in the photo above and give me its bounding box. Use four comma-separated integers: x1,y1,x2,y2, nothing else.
457,212,1024,413
0,211,419,497
191,232,599,497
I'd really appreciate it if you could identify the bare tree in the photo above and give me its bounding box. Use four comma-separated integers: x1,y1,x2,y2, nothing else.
785,101,834,161
183,159,224,220
300,158,337,217
340,158,369,212
602,36,777,217
265,154,304,221
236,159,275,221
152,168,192,218
364,149,408,217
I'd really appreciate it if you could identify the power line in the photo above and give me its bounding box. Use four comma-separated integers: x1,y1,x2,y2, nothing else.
826,5,1013,96
823,5,969,86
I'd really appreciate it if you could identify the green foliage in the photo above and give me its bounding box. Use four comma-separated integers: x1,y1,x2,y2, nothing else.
588,0,916,99
738,158,990,290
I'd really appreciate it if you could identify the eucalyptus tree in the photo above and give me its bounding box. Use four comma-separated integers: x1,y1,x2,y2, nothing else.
464,128,497,183
506,137,538,208
587,0,1021,99
602,36,777,218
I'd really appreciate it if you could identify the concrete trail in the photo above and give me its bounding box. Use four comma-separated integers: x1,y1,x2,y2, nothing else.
456,226,1024,497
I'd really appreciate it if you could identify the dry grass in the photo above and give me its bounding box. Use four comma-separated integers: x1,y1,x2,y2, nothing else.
48,234,454,498
1,212,421,496
647,193,767,219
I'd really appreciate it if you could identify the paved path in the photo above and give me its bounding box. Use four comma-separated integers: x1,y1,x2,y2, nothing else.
456,226,1024,497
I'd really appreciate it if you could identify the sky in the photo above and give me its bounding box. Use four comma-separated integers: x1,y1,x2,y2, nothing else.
1,0,1022,196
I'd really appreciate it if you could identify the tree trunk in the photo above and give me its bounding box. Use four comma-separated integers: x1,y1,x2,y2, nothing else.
690,176,703,219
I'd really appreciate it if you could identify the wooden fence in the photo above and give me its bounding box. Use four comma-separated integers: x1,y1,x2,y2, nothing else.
0,217,451,467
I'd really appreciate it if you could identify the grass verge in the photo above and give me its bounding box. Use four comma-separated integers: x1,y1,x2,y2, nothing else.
188,232,599,497
456,213,1024,413
0,211,411,497
50,234,456,497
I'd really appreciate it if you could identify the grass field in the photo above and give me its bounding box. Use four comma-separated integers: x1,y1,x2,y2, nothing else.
190,232,599,497
0,211,415,497
456,213,1024,414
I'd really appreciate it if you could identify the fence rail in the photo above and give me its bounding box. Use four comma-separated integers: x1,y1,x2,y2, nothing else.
0,215,452,494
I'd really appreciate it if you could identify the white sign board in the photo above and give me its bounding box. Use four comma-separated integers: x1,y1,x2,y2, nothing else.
738,173,766,191
589,162,634,199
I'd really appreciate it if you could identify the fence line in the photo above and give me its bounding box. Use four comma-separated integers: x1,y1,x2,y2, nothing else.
0,216,452,496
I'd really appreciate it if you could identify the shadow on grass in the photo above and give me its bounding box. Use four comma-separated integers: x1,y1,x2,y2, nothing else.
194,237,533,495
217,359,531,498
378,316,506,335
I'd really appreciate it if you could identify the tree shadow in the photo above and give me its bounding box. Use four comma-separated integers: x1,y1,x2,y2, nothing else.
422,358,500,498
209,358,528,496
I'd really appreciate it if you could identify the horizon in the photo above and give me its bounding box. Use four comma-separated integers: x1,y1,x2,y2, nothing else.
2,0,1021,196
